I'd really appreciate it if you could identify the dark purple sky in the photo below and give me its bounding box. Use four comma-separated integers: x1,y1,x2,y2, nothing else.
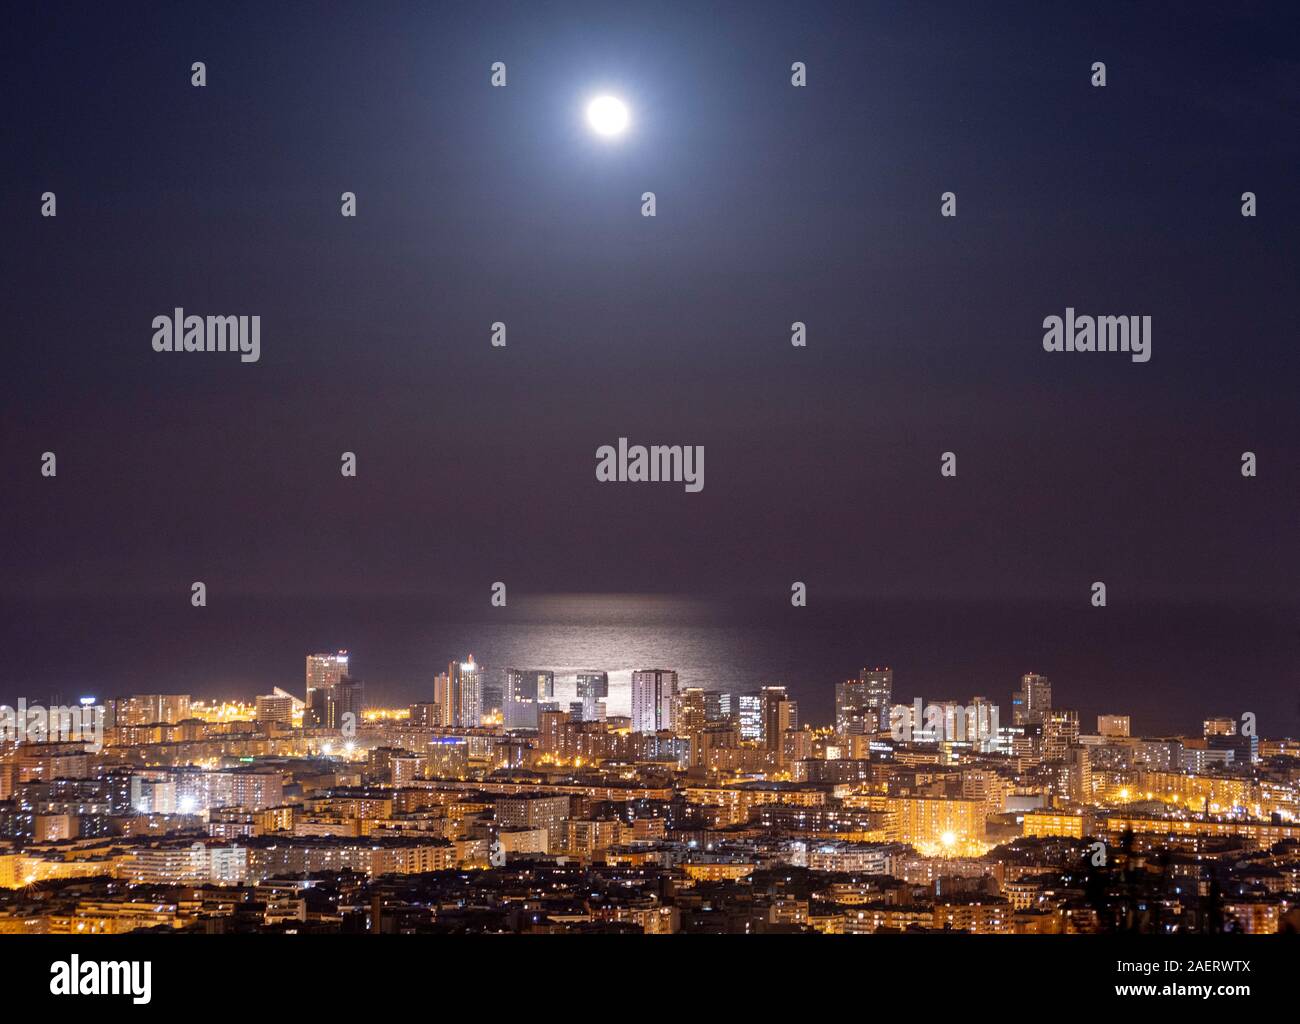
3,2,1297,725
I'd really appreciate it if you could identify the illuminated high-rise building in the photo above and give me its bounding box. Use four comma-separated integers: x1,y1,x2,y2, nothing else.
255,694,294,725
479,666,507,723
835,679,863,734
504,669,554,731
505,668,554,704
409,702,442,728
432,672,452,727
673,687,709,739
737,694,763,740
576,671,609,721
861,667,893,713
1204,716,1258,765
630,669,678,733
447,656,483,728
1013,673,1052,726
575,671,607,700
836,668,892,734
761,685,797,751
1204,716,1236,737
704,691,736,722
1042,708,1079,763
326,675,364,730
885,795,986,847
305,651,349,726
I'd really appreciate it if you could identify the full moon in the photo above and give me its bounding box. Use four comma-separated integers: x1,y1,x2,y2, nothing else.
586,95,629,137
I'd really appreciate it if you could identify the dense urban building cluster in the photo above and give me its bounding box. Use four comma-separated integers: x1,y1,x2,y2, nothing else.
2,653,1299,935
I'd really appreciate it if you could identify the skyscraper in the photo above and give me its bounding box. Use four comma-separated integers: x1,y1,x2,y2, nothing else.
572,670,605,701
835,679,862,734
1014,673,1053,726
447,656,483,728
760,685,797,751
704,691,736,722
576,671,609,722
737,694,763,740
1042,708,1079,762
859,667,893,713
480,665,507,723
330,675,364,730
835,667,893,734
505,668,554,702
673,687,709,737
305,651,349,727
630,669,678,733
433,672,452,727
309,674,364,730
504,669,555,731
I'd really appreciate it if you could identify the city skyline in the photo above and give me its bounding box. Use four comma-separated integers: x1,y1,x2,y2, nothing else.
10,645,1265,751
4,645,1297,937
4,588,1296,739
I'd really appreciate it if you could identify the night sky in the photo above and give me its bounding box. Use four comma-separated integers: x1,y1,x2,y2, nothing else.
3,3,1297,727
